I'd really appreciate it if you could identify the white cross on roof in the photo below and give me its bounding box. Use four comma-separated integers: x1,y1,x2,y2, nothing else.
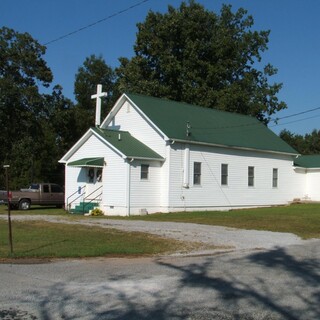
91,84,108,127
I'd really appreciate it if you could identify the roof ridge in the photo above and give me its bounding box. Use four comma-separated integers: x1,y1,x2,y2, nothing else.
124,92,297,155
125,92,258,122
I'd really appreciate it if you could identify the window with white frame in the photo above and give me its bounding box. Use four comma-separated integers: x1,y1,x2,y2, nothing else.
221,164,228,186
248,166,254,187
193,162,201,185
272,168,278,188
140,164,149,180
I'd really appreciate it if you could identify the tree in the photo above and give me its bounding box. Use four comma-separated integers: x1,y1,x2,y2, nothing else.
304,130,320,154
116,1,286,123
279,130,306,154
0,27,54,187
74,55,117,132
280,129,320,155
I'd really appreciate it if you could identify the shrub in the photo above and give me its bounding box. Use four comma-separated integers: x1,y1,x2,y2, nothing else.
91,208,104,216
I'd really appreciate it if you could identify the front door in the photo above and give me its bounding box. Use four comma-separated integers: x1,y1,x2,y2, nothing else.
86,167,103,201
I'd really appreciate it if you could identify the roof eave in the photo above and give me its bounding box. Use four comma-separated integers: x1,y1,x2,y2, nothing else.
294,166,320,170
170,138,299,157
91,128,127,159
126,156,165,162
59,128,93,163
100,94,127,128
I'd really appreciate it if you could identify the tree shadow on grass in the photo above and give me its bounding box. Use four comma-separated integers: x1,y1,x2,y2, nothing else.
21,239,69,255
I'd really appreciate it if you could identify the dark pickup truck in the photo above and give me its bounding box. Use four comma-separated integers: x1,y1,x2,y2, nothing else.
0,183,64,210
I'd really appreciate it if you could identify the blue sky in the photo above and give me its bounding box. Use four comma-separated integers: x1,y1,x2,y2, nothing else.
1,0,320,135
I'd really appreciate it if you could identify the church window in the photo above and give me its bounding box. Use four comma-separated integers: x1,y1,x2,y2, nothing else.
272,168,278,188
248,166,254,187
221,164,228,186
193,162,201,185
141,164,149,180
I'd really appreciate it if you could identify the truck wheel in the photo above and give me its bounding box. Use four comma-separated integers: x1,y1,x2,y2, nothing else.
19,199,31,210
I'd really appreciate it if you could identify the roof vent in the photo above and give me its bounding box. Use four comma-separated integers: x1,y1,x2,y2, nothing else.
118,133,121,141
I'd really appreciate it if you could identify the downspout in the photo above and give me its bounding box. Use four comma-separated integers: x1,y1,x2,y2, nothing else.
126,159,133,216
183,144,190,188
183,122,191,188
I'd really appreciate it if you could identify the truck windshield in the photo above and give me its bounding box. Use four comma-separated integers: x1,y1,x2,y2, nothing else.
29,184,40,190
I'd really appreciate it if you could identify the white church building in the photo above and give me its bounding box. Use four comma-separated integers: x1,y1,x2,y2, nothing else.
59,88,320,215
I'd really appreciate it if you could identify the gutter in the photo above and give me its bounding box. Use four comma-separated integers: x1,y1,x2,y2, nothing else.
169,138,299,157
125,156,165,162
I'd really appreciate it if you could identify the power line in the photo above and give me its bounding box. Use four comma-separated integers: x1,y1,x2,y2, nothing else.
269,113,320,128
272,106,320,122
44,0,150,46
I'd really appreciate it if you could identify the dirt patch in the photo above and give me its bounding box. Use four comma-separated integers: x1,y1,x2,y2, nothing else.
0,257,52,264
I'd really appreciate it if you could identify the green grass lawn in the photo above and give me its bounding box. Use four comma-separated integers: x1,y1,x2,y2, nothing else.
0,220,197,259
0,203,319,259
120,203,320,239
0,205,66,216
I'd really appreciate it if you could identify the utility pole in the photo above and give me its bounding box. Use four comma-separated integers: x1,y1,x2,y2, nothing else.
3,165,13,254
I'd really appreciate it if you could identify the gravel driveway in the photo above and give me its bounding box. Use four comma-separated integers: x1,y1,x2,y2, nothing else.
0,214,310,254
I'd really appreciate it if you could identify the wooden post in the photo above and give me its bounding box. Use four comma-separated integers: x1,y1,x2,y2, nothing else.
4,165,13,254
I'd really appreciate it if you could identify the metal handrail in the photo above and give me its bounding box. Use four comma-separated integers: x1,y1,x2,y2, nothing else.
66,185,86,211
82,193,103,214
82,185,103,213
84,185,103,201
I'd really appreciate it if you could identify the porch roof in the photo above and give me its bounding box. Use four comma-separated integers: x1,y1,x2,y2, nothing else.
67,157,104,168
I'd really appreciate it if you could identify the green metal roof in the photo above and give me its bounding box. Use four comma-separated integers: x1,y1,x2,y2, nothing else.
92,127,164,160
294,155,320,168
68,157,104,167
126,93,298,155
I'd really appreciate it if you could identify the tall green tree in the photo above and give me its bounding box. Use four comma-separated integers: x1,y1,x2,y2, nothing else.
40,85,77,185
74,55,117,132
280,129,320,155
0,27,54,187
116,1,286,123
0,27,79,188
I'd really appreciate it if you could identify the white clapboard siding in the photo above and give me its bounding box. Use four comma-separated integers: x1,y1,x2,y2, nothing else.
101,148,127,209
167,142,305,210
65,133,127,213
305,170,320,200
128,160,163,214
65,166,85,209
107,101,167,157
